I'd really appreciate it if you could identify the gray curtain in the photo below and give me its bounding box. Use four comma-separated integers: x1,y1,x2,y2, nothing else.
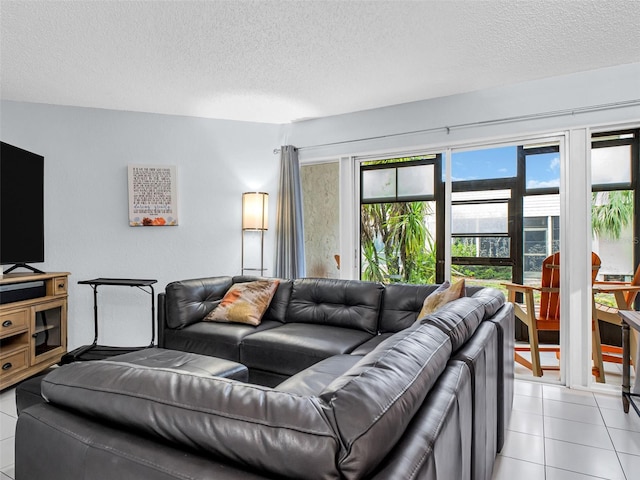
274,145,306,278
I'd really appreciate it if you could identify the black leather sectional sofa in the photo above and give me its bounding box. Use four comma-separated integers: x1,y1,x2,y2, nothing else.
15,276,514,480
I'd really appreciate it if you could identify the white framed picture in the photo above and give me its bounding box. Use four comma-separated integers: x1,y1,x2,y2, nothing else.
128,164,178,226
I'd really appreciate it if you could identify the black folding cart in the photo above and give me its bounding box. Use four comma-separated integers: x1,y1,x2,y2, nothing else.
61,277,157,363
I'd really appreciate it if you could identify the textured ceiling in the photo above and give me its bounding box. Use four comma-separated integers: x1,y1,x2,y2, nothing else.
2,1,640,124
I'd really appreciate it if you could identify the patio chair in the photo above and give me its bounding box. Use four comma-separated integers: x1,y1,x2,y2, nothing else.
594,265,640,370
504,252,603,380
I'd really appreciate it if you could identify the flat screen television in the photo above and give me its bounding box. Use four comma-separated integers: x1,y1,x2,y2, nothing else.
0,142,45,274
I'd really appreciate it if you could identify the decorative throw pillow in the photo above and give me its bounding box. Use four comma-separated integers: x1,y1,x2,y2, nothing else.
418,279,465,318
204,280,279,326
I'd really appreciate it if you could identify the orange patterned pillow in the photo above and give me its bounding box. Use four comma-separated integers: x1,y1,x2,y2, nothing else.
418,279,465,318
204,280,279,326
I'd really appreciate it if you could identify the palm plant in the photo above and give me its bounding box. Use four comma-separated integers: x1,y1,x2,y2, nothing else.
361,201,436,284
591,190,633,239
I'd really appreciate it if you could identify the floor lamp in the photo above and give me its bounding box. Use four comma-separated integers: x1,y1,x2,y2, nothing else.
241,192,268,276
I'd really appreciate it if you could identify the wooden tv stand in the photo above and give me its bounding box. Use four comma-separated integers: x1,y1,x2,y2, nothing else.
0,272,69,390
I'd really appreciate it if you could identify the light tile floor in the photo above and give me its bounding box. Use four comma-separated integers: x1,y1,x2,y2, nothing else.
1,377,639,480
492,381,640,480
513,344,630,387
0,388,16,480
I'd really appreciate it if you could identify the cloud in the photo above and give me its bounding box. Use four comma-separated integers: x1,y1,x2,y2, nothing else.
592,146,630,184
527,179,560,189
452,175,477,181
549,156,560,171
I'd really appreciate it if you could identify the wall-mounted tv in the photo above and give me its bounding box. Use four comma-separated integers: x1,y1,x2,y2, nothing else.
0,142,45,274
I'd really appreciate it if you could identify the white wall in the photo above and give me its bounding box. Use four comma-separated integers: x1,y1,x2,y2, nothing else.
1,101,283,349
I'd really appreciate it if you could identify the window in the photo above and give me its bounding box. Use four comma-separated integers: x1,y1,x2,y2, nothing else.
525,152,560,191
362,161,435,203
592,145,632,187
360,156,441,284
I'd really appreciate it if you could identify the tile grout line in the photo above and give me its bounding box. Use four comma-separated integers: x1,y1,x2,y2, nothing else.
541,386,547,480
596,393,629,480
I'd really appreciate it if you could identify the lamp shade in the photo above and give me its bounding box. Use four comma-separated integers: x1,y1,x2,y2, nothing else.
242,192,268,230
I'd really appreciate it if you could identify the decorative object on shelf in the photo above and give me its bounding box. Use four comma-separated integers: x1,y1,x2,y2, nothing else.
128,164,178,226
242,192,268,276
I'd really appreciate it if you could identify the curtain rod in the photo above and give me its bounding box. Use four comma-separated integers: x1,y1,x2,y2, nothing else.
272,99,640,154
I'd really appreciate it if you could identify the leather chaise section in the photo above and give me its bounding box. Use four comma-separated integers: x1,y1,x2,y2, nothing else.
105,348,249,382
16,403,269,480
41,361,342,480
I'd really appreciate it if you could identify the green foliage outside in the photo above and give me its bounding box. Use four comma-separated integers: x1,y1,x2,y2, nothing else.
361,201,436,284
591,190,633,240
360,187,634,286
360,202,511,284
592,190,634,307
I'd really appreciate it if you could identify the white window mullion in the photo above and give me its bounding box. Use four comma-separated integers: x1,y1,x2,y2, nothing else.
444,148,452,280
562,129,593,388
339,156,357,280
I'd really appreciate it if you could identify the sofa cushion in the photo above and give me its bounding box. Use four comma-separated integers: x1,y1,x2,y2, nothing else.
319,322,453,479
165,277,292,329
240,323,373,376
41,361,342,480
106,348,249,382
420,296,486,353
165,277,234,329
204,280,279,326
164,319,282,362
470,287,506,319
378,283,438,333
276,354,363,396
286,278,383,334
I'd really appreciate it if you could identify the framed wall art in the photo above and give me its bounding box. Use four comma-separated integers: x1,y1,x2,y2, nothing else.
128,164,178,226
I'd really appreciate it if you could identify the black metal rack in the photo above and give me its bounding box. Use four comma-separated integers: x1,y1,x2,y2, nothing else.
619,310,640,417
62,278,157,363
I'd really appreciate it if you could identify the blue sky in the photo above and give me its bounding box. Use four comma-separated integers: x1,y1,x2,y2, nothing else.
451,146,560,188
